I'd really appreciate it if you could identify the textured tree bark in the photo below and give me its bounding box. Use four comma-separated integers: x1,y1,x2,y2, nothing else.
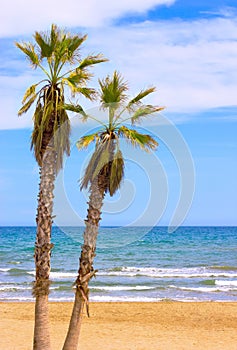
62,177,105,350
33,144,56,350
33,294,51,350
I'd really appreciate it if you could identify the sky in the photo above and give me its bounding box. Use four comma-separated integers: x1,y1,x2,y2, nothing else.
0,0,236,227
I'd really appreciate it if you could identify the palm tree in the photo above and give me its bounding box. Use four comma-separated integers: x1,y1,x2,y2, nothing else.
62,71,164,350
16,24,107,350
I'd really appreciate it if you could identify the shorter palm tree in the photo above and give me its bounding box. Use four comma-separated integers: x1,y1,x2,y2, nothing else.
62,71,164,350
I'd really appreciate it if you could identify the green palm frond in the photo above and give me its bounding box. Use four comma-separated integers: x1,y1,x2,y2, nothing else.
63,103,89,121
31,94,71,172
99,71,128,105
31,100,43,163
109,149,124,195
18,94,38,116
76,132,99,150
81,137,124,195
118,126,158,152
66,69,92,83
127,87,156,107
15,42,40,67
80,141,108,189
78,54,108,70
50,24,59,51
77,87,97,100
93,144,110,180
130,105,165,124
21,83,41,104
34,32,53,58
53,109,71,172
63,70,95,97
67,35,87,60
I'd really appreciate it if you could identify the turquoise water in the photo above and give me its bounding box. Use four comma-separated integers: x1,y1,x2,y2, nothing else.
0,226,237,302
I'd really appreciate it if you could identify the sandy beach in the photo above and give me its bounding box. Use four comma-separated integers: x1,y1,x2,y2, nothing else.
1,302,237,349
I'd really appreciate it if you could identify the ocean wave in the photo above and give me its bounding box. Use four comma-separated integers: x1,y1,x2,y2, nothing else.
27,271,77,279
215,280,237,287
169,284,237,293
90,295,162,302
0,285,32,291
1,268,29,275
91,285,156,292
210,266,237,271
0,268,11,272
0,284,68,292
0,296,34,302
98,266,237,278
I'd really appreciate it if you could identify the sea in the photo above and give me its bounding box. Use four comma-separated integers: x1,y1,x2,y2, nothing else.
0,226,237,302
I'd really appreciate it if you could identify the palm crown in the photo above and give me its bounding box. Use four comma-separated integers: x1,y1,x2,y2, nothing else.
66,71,164,195
16,24,107,172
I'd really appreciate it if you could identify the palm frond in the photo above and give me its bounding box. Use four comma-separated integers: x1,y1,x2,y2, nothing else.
93,144,110,181
99,71,128,105
63,103,89,121
15,42,40,67
118,126,158,152
18,94,38,116
127,87,156,107
34,31,53,58
67,34,87,60
63,70,94,97
80,142,107,189
78,54,108,70
109,149,124,195
22,83,39,104
76,132,99,150
76,87,97,100
31,93,71,172
50,24,59,52
53,108,71,173
31,100,43,163
131,105,165,124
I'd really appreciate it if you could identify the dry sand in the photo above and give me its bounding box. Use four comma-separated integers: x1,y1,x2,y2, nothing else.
1,302,237,350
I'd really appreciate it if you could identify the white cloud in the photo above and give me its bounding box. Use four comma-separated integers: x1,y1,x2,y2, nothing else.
1,11,237,129
201,6,237,18
0,0,174,37
85,17,237,114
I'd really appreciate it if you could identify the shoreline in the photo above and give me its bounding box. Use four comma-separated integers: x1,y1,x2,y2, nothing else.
1,301,237,349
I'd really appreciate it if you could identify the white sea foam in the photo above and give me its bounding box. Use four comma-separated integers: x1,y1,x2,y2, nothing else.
0,268,11,272
90,295,161,302
0,285,32,291
0,296,34,301
91,285,156,291
26,267,237,280
50,272,76,279
47,297,74,302
0,285,64,291
169,285,236,293
27,271,35,276
27,271,76,279
215,280,237,287
98,266,237,278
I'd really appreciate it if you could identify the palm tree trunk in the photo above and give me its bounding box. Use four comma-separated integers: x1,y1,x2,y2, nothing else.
33,294,51,349
33,145,56,350
63,177,105,350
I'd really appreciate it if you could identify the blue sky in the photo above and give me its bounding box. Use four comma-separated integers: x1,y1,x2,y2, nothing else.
0,0,236,227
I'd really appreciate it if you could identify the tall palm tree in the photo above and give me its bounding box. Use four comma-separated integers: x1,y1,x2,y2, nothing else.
62,71,164,350
16,24,107,350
